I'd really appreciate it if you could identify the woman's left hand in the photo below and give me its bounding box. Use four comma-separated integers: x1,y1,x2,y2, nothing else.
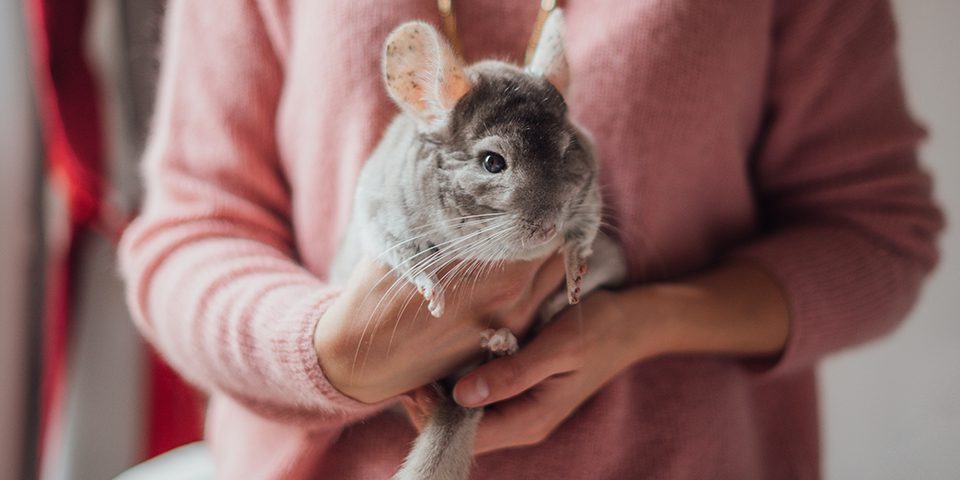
401,263,788,454
450,289,669,454
446,261,791,455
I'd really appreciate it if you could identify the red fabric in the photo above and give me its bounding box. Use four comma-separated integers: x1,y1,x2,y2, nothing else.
24,0,103,473
26,0,104,226
24,0,202,471
146,351,205,458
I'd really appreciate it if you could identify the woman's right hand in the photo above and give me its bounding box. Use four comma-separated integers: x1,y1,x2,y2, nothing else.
313,254,565,404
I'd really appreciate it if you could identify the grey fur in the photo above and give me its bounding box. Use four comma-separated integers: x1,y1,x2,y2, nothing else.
329,12,626,480
331,64,601,290
393,387,483,480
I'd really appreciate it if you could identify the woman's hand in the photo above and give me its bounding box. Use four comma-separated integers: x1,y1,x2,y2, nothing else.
314,254,566,404
449,262,790,454
449,289,659,454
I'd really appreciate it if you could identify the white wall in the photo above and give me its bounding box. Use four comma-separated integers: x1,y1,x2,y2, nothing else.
0,0,35,479
821,1,960,479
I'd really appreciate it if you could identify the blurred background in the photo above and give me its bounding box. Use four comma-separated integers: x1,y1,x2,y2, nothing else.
0,1,956,479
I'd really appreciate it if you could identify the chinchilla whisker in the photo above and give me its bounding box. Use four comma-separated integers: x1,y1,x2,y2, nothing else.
401,213,507,237
434,229,513,297
430,232,514,319
445,234,508,305
376,214,507,260
437,225,515,283
455,256,488,300
460,231,515,301
594,183,622,197
384,276,430,359
352,235,483,379
351,241,470,379
567,202,614,211
431,238,499,297
597,222,623,235
364,220,511,350
358,259,440,376
371,217,513,296
429,241,496,322
372,231,505,366
387,221,513,296
386,230,497,319
410,212,506,230
442,226,512,273
456,228,515,295
566,204,612,214
451,246,496,288
407,217,513,264
397,235,491,302
435,245,483,292
445,252,480,296
442,246,512,318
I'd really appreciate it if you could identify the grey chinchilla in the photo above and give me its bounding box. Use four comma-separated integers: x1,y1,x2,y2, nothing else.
328,10,626,480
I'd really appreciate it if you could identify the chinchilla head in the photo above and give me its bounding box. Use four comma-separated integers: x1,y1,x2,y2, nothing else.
382,10,597,250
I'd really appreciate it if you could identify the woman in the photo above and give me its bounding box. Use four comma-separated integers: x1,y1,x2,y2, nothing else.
120,0,942,478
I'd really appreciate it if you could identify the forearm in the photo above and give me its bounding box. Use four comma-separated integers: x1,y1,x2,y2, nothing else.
618,261,790,364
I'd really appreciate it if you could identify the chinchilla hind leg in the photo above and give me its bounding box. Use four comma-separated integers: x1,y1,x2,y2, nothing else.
392,386,481,480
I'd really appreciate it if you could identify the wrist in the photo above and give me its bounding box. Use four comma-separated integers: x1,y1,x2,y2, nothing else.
613,261,790,361
611,283,692,363
312,298,380,404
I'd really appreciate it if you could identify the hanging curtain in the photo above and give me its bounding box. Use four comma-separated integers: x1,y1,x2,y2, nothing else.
23,0,202,476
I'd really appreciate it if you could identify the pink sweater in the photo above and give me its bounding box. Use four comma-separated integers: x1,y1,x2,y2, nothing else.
119,0,942,478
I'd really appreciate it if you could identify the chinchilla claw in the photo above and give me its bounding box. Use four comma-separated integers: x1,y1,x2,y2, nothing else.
428,296,445,317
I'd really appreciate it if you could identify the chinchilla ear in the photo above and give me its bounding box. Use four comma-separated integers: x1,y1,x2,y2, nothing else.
383,21,472,128
526,9,569,95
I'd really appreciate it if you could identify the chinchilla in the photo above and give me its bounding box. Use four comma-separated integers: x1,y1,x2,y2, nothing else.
328,10,626,480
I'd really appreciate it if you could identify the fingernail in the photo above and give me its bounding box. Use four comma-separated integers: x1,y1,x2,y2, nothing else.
457,376,489,406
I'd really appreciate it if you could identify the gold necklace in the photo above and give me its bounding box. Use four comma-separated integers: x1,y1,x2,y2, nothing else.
436,0,560,65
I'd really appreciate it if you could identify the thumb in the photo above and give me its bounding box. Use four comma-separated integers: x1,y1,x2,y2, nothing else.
453,326,576,407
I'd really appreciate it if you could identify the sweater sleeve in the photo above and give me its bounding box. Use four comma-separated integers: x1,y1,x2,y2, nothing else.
728,0,943,375
118,0,380,425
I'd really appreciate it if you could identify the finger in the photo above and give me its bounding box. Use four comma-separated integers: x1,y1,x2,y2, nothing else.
472,377,579,455
453,321,580,407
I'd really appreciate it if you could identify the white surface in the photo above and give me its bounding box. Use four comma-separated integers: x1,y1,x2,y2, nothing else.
52,234,146,480
0,1,35,479
114,442,213,480
820,1,960,479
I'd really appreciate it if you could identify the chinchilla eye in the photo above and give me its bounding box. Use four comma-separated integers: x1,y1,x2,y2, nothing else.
482,152,506,173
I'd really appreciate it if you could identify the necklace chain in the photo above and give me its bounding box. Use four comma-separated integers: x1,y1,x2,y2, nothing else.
437,0,560,65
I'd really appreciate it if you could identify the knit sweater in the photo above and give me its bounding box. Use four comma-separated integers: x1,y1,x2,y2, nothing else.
118,0,942,478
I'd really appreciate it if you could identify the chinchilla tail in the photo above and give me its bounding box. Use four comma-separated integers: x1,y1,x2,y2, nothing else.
392,386,482,480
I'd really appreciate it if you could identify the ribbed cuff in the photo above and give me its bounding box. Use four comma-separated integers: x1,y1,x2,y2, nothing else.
267,285,389,417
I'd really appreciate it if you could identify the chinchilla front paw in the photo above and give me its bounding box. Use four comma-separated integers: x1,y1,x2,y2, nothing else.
413,273,445,317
